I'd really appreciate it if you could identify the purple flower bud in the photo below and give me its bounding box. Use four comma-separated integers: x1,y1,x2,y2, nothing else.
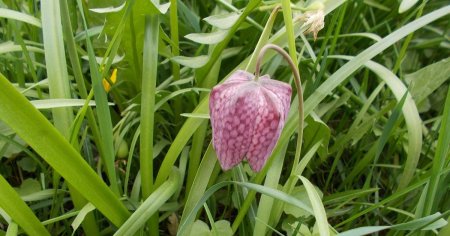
209,70,292,172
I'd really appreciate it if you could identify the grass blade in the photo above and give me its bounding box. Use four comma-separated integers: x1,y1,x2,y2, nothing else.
0,175,49,236
115,168,180,236
0,73,130,227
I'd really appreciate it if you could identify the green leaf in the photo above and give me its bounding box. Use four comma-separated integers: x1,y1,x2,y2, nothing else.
185,30,229,44
298,176,330,236
178,181,313,235
0,122,26,158
404,57,450,104
14,179,41,196
30,99,113,109
71,203,96,233
214,220,233,236
0,8,41,27
0,73,130,227
203,12,241,29
180,113,210,119
0,175,49,235
188,220,210,236
114,168,180,236
89,2,126,13
303,113,330,161
171,55,210,68
0,41,44,55
17,157,37,172
399,0,419,13
148,1,170,14
21,189,65,202
363,0,391,11
339,212,447,235
284,185,323,218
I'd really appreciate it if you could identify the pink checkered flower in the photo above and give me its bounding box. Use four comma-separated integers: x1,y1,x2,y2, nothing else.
209,70,292,172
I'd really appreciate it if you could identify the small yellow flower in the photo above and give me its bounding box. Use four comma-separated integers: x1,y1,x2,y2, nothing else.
102,68,117,92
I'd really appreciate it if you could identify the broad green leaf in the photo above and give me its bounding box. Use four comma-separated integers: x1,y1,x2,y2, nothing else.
404,57,450,104
14,179,40,196
188,220,210,236
185,30,229,44
204,12,241,29
284,185,323,218
171,55,210,68
17,157,37,172
214,220,233,236
303,113,330,160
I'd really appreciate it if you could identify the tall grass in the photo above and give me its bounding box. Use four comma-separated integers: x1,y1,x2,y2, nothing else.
0,0,449,235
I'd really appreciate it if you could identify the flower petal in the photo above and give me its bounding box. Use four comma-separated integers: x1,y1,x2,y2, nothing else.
246,88,288,172
209,71,257,170
259,75,292,119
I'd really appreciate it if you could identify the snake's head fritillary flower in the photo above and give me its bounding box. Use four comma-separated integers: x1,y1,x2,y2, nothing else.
209,70,292,172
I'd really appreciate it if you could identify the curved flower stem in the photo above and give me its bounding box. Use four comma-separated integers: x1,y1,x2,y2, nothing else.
255,43,304,164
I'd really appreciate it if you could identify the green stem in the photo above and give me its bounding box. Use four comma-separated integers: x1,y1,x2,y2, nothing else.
170,0,180,82
281,0,303,177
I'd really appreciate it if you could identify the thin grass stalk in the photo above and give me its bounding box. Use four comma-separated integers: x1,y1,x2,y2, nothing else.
76,0,120,195
59,0,104,160
60,1,102,234
281,0,303,179
11,21,42,98
422,85,450,216
169,0,183,132
140,14,159,235
393,1,426,74
170,0,180,82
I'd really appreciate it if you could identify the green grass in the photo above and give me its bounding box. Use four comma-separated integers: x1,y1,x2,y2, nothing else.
0,0,449,235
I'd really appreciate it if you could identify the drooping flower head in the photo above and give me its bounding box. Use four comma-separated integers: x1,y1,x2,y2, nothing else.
209,70,292,172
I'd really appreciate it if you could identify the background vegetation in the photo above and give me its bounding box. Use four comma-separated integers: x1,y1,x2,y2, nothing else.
0,0,449,235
